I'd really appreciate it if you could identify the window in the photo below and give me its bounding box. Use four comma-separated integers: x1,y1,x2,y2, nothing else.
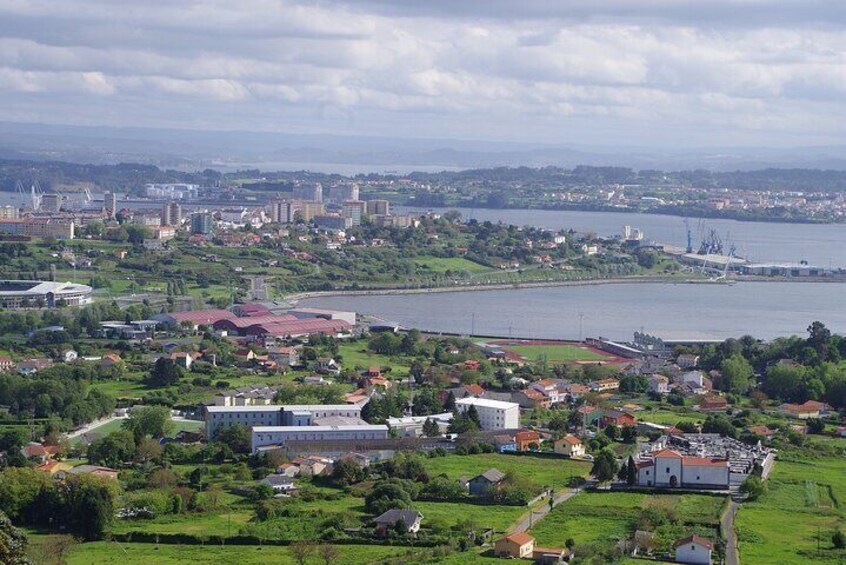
666,467,670,473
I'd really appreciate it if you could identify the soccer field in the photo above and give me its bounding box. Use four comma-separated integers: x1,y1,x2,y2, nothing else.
506,343,608,362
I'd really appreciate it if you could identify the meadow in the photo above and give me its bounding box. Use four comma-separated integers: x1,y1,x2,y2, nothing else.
412,256,491,274
423,452,591,494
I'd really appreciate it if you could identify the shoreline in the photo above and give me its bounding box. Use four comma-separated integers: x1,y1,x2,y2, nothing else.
285,275,844,304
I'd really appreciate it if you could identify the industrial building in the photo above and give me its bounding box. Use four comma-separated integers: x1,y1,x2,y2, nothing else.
205,404,364,438
0,280,93,309
455,397,520,430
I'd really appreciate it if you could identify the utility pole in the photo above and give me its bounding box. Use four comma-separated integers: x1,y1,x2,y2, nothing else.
578,312,585,343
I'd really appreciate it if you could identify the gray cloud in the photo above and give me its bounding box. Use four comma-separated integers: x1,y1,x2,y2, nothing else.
0,0,842,148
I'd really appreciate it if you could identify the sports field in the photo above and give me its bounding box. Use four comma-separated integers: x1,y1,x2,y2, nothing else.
488,340,612,363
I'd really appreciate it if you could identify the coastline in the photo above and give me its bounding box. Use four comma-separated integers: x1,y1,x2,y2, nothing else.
285,275,846,304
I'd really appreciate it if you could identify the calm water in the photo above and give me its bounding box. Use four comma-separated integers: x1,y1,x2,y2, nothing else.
300,282,846,341
401,206,846,267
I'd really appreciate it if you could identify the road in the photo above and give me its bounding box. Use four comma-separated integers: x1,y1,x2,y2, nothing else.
508,488,582,534
723,500,740,565
65,415,127,439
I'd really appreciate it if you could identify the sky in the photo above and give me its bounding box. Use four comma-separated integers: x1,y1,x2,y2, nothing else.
0,0,844,148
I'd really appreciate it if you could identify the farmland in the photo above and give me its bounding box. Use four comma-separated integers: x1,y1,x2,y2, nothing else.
736,455,846,565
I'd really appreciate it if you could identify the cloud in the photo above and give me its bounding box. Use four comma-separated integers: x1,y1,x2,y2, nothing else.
0,0,842,147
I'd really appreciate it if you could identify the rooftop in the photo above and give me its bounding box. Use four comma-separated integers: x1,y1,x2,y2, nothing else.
456,397,519,410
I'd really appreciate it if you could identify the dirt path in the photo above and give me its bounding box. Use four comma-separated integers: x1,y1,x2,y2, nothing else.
723,500,740,565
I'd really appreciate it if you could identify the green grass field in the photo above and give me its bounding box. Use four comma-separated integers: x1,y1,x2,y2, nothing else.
530,491,724,555
736,457,846,564
337,342,413,377
60,541,415,565
424,453,591,495
412,256,491,273
637,408,707,426
505,344,607,362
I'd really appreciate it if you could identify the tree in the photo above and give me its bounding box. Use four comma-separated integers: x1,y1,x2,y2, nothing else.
365,480,414,515
146,357,183,388
87,430,135,467
0,510,30,565
291,541,314,565
466,404,481,428
590,449,619,483
702,414,738,439
833,529,846,550
807,321,832,357
62,475,116,540
806,418,825,434
215,424,251,454
123,406,173,440
620,426,638,444
626,456,638,485
319,544,340,565
720,355,754,394
330,459,367,487
422,418,441,437
763,364,806,401
739,476,767,501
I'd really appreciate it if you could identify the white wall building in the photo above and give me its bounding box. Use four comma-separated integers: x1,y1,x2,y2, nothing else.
673,535,714,564
455,397,520,430
205,404,361,438
636,449,730,489
252,425,389,452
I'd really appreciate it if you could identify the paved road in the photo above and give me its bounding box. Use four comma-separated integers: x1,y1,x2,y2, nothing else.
508,488,582,534
723,500,740,565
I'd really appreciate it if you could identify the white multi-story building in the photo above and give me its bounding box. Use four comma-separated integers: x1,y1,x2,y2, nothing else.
455,397,520,430
205,404,362,438
252,425,389,452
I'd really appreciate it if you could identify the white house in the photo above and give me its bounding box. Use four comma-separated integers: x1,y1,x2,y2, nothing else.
554,435,586,458
455,397,520,430
374,509,423,533
647,374,669,394
261,474,297,493
673,534,713,564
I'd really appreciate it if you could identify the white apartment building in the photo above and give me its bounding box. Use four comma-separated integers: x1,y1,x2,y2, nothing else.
455,397,520,430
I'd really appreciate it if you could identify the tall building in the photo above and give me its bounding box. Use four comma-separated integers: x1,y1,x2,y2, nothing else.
104,192,117,219
293,183,323,203
269,199,286,223
366,200,390,216
455,398,520,430
296,201,325,222
329,184,359,203
41,194,61,213
162,201,182,227
341,201,365,226
190,212,213,235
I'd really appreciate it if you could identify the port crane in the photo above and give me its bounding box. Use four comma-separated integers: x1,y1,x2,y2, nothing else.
15,180,43,210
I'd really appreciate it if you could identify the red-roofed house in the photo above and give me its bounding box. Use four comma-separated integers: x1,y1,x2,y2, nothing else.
515,430,542,452
513,388,551,409
494,532,535,559
779,400,831,419
554,434,585,458
698,394,728,413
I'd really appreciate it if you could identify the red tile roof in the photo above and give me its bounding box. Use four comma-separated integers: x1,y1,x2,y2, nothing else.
653,449,684,459
503,532,534,546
